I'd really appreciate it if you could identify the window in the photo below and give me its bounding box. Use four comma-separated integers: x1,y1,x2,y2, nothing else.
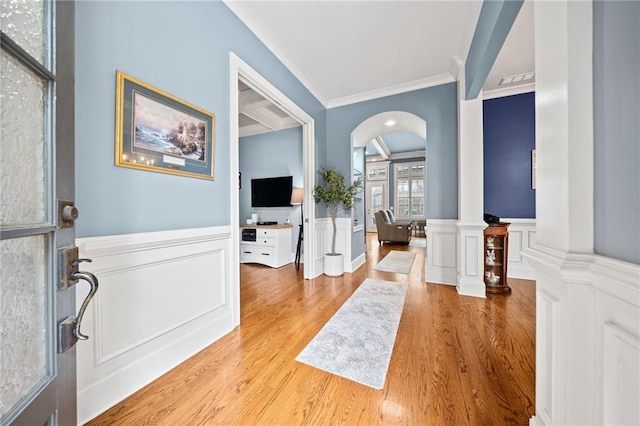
394,161,425,218
367,163,388,181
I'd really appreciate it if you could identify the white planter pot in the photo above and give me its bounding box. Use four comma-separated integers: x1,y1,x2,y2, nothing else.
324,253,344,277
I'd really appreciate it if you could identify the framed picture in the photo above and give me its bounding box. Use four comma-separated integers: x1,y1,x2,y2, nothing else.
531,149,537,189
115,71,215,180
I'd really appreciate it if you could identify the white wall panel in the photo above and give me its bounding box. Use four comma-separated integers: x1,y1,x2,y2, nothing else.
602,323,640,425
95,248,226,362
76,226,234,424
426,220,457,286
537,288,560,425
464,234,480,276
525,245,640,426
504,219,536,280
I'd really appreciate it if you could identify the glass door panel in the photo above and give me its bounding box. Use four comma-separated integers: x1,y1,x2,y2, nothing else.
0,235,49,417
366,182,387,232
0,49,47,226
0,0,46,63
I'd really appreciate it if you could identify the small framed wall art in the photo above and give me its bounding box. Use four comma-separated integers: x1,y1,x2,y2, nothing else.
115,71,215,180
531,149,537,189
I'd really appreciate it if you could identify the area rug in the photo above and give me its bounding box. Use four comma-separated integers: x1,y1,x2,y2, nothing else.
295,278,408,389
409,238,426,248
373,250,417,274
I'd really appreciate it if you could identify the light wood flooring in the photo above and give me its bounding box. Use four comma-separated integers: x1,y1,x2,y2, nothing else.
88,234,535,425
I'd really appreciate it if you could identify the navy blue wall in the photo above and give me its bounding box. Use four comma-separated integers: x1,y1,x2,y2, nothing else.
483,92,536,218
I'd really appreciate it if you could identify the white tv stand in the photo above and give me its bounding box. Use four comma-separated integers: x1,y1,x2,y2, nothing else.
240,224,293,268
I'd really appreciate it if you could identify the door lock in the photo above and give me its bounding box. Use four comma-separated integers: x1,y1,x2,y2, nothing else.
58,200,78,228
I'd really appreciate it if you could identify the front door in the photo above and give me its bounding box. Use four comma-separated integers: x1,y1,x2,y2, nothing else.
366,181,388,233
1,2,93,425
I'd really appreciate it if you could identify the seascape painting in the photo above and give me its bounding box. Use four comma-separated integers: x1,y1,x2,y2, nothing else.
115,71,215,180
133,92,206,161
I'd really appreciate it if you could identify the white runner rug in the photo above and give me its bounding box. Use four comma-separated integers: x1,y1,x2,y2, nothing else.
296,278,408,389
373,250,417,274
409,238,426,248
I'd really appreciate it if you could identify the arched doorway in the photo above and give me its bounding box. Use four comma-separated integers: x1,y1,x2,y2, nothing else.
351,111,427,257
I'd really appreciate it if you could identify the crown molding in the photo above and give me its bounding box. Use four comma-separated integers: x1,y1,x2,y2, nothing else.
483,82,535,100
327,73,456,109
223,0,329,107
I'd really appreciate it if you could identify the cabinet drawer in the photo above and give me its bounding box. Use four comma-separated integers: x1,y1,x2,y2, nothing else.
258,237,275,247
240,247,274,260
257,229,276,238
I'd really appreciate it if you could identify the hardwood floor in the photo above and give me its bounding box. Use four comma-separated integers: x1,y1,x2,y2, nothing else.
88,234,535,425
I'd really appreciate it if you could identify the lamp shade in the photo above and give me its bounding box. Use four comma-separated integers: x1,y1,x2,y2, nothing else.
290,187,304,205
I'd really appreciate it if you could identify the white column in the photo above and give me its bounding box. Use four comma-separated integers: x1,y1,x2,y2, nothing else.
526,2,600,425
452,56,486,298
534,2,594,254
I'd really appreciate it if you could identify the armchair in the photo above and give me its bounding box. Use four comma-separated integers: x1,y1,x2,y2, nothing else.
385,209,413,227
374,210,412,244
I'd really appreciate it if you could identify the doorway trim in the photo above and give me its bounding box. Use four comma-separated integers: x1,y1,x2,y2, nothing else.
351,111,427,147
229,53,316,322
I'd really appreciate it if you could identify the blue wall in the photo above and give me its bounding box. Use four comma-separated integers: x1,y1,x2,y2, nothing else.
483,92,536,218
327,84,458,219
326,83,458,259
593,0,640,265
239,127,303,225
75,1,325,237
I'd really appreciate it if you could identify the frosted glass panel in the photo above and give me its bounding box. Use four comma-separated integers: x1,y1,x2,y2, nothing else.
0,235,48,418
0,50,46,226
0,0,45,63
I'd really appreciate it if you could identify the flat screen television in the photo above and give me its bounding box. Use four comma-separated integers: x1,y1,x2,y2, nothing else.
251,176,293,207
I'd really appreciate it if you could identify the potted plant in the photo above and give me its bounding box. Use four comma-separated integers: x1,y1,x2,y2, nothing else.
313,167,364,276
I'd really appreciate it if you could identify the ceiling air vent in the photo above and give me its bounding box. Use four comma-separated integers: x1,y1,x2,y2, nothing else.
499,72,535,86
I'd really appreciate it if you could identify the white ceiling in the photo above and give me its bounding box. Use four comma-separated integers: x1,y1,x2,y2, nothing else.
232,0,534,140
238,80,301,137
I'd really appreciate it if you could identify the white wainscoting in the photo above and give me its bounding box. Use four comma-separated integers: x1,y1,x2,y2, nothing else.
524,246,640,426
503,219,536,280
76,226,235,424
314,218,353,275
426,219,536,290
426,220,458,286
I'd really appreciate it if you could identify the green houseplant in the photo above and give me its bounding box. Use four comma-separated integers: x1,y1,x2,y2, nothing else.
313,167,364,276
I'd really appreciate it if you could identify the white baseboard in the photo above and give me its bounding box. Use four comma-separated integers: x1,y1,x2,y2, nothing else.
76,226,235,424
78,309,233,424
351,252,366,272
529,415,543,426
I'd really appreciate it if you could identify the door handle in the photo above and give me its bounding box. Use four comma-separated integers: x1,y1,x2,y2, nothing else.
58,249,100,353
71,268,99,340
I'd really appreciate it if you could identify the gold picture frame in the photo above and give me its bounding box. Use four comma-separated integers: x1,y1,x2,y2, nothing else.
115,71,215,180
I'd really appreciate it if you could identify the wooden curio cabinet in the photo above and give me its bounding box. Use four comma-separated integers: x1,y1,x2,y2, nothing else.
483,223,511,295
